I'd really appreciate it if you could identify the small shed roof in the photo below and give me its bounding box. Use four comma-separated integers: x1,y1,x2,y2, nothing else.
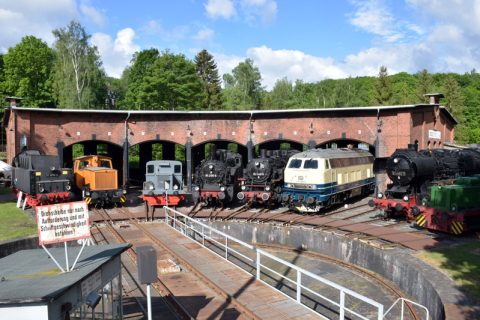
0,243,130,304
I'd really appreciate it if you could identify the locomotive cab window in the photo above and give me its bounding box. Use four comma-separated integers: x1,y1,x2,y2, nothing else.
236,158,241,165
147,165,154,174
174,165,181,173
100,160,111,168
304,159,318,169
78,161,89,170
325,160,330,169
288,159,302,168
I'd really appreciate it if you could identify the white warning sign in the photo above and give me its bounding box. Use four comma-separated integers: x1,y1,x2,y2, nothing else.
36,201,90,245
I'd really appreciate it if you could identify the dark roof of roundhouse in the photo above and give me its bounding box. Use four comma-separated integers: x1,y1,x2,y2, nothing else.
3,103,458,125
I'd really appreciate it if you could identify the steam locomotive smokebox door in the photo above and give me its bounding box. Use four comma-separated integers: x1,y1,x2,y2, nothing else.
137,246,157,284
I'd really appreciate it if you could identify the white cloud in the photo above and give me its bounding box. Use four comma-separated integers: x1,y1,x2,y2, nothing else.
91,28,140,78
204,0,236,19
348,0,403,42
80,4,107,28
192,28,214,40
141,20,189,42
240,0,277,25
0,0,78,52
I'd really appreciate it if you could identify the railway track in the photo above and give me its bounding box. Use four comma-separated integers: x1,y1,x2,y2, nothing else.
95,205,259,320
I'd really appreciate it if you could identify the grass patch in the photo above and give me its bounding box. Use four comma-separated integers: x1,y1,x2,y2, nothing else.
0,187,13,195
415,242,480,303
0,202,37,241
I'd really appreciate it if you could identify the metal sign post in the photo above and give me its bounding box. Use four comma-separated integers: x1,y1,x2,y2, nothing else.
137,246,157,320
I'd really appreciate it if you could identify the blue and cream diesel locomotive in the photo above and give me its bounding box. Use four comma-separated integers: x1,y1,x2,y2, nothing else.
281,148,375,212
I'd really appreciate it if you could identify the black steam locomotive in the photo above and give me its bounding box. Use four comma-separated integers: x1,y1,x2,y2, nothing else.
374,144,480,205
12,149,75,209
192,145,243,205
237,148,299,204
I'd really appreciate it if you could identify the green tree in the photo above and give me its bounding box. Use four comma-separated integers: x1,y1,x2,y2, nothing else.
138,49,204,110
125,48,159,110
2,36,54,108
223,58,264,110
370,66,394,106
194,49,223,110
414,69,435,103
332,76,356,108
442,76,465,118
270,77,295,109
51,21,106,108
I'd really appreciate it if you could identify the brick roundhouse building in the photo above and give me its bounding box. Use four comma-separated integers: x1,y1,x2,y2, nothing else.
3,94,456,192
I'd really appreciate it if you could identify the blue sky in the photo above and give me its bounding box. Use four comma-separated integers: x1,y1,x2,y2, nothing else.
1,0,479,89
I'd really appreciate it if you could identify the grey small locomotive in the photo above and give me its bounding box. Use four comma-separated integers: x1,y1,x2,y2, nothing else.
143,160,185,207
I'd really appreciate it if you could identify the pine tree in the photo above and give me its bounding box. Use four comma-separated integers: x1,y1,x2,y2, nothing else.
194,49,223,110
371,66,394,106
443,76,465,119
414,69,435,103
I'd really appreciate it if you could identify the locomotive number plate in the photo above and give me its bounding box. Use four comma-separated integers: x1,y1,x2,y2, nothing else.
205,174,217,177
253,173,265,176
46,174,59,177
298,176,303,180
391,171,406,176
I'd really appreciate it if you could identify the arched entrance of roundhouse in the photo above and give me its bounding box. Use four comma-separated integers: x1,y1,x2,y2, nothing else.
128,140,186,187
62,140,125,186
255,139,307,157
315,138,376,155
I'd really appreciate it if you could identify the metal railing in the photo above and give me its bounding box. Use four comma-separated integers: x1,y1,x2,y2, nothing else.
164,207,433,319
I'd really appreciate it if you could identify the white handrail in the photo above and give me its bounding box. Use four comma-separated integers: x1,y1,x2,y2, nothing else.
164,206,428,320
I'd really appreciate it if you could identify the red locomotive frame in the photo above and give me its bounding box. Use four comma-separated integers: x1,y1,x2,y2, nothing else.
143,194,184,206
373,196,479,235
14,189,72,209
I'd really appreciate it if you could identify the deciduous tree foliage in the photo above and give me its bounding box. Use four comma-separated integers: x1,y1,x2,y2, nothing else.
3,36,54,108
223,58,264,110
125,48,159,110
194,49,223,110
51,21,106,109
371,66,394,106
138,49,204,110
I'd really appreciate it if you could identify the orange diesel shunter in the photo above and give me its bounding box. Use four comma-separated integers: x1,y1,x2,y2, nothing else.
74,155,126,206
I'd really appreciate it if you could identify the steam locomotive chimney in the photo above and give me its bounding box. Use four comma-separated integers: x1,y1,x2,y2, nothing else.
260,149,267,158
210,145,217,160
408,143,418,151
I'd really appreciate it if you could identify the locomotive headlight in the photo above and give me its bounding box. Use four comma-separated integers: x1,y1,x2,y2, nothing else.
209,165,213,169
173,185,179,190
403,195,409,201
50,166,56,171
146,181,155,190
377,193,383,199
66,185,71,191
265,186,270,191
220,187,226,191
123,189,127,194
393,158,399,163
452,205,457,211
86,191,91,196
255,162,259,166
39,187,45,193
288,183,295,188
307,185,317,190
241,185,246,190
195,186,200,191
